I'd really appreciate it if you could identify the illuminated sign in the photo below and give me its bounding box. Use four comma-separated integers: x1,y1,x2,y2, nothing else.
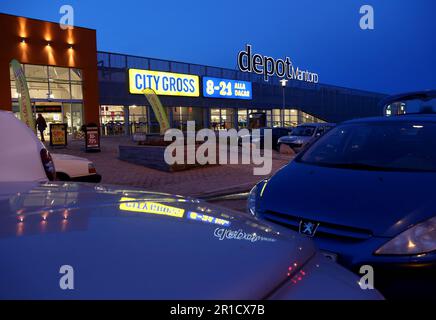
187,211,231,227
119,197,185,218
237,44,319,83
203,77,252,100
128,69,200,97
49,123,67,147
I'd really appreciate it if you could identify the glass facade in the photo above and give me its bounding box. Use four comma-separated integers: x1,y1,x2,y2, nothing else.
238,109,248,128
97,105,327,136
265,109,325,128
172,107,205,131
10,63,84,138
210,108,235,130
129,105,148,134
270,109,282,127
299,110,326,124
100,105,125,135
97,51,385,135
283,109,299,127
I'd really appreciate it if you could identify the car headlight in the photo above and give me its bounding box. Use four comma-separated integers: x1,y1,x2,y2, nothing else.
247,185,258,216
375,216,436,255
247,180,268,216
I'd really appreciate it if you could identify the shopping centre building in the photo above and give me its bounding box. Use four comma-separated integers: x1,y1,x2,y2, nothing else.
0,13,386,137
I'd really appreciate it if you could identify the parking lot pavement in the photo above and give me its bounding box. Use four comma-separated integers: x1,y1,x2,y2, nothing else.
49,136,294,198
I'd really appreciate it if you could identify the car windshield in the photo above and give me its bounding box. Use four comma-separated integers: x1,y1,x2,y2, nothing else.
291,126,316,137
299,122,436,172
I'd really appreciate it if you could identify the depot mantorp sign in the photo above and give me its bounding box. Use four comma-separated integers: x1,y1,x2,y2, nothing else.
237,44,319,84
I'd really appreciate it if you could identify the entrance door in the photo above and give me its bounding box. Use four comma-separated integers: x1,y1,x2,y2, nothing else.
34,102,63,141
63,103,84,137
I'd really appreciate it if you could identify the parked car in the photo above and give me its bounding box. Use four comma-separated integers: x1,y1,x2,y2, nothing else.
277,123,335,152
239,127,293,150
0,112,383,300
52,153,102,183
0,110,101,184
0,111,55,182
0,181,382,300
249,113,436,299
379,89,436,116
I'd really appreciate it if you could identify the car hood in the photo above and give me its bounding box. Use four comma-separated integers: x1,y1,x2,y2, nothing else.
259,162,436,238
0,181,315,299
52,153,90,163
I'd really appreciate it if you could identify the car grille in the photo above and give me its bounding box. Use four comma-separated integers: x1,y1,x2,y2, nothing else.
262,210,373,241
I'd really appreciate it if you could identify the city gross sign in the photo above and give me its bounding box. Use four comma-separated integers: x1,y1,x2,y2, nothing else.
128,69,200,97
237,44,319,83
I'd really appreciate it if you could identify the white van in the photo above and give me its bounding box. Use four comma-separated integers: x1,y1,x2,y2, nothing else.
0,111,55,182
0,111,101,183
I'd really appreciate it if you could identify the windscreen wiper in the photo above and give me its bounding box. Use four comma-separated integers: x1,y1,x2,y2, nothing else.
326,162,391,171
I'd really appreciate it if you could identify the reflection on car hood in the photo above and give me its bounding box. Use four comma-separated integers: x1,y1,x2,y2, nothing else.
260,162,436,237
0,181,315,299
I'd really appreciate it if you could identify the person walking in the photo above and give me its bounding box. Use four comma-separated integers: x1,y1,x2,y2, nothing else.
35,113,47,142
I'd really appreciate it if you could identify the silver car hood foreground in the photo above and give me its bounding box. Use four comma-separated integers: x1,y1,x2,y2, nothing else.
0,182,382,300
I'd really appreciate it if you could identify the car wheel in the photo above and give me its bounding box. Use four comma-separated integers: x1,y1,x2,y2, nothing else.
56,172,71,181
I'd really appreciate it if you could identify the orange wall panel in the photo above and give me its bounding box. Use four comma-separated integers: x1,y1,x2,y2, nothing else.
0,13,99,124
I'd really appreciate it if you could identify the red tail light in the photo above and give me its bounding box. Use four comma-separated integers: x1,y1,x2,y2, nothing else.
88,163,97,174
40,149,56,181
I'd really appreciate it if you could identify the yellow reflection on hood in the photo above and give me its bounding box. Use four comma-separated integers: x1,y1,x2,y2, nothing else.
187,211,231,227
119,197,185,218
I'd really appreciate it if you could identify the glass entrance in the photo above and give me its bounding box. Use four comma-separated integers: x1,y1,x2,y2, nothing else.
34,102,63,141
10,63,84,141
63,103,84,136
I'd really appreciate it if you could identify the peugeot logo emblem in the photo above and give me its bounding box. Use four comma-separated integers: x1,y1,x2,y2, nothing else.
299,220,320,237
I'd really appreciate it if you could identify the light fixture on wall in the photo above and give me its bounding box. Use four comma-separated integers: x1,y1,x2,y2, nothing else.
21,38,26,44
47,41,51,47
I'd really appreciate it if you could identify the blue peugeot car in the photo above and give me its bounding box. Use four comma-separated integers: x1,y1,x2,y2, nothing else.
248,92,436,298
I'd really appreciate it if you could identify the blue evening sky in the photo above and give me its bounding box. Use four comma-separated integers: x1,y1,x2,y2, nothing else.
1,0,435,94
